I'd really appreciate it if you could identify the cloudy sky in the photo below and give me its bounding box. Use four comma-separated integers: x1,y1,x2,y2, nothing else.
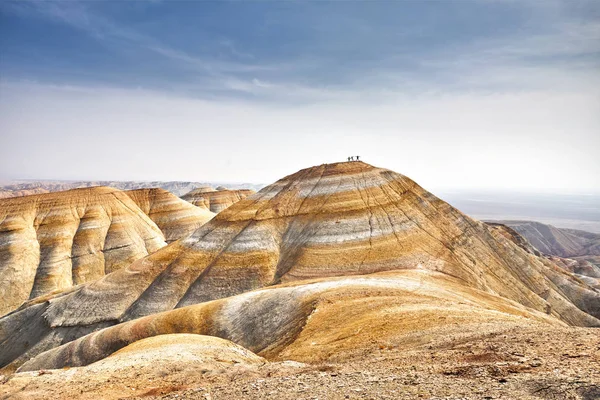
0,0,598,192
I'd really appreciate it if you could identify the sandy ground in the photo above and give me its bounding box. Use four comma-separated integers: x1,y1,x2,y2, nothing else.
2,323,598,400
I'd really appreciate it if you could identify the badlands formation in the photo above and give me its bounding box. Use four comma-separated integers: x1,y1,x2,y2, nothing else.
1,162,599,399
181,187,255,213
0,187,213,316
126,188,215,243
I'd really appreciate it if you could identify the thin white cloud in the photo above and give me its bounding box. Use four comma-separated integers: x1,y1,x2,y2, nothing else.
5,0,275,81
5,0,598,102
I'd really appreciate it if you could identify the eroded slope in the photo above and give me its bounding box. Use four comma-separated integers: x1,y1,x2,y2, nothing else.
181,187,255,213
14,270,559,372
0,187,166,316
1,162,599,371
126,188,215,243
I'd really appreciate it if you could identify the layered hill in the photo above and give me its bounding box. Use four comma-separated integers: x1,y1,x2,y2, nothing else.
181,187,255,213
125,188,215,243
1,162,599,373
0,187,214,316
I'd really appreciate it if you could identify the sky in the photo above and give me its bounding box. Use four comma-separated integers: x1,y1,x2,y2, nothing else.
0,0,599,192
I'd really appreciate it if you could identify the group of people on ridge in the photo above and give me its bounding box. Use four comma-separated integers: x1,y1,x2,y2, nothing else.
347,156,360,161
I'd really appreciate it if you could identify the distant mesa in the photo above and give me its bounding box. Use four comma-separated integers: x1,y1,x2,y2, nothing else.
1,161,598,373
181,187,255,213
0,186,213,316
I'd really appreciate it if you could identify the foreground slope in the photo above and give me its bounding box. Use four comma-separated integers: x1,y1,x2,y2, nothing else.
126,188,215,243
13,270,560,372
1,162,599,371
6,324,598,400
181,187,255,213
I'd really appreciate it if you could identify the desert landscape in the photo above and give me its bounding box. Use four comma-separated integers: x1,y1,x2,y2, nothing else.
2,1,599,399
1,161,599,399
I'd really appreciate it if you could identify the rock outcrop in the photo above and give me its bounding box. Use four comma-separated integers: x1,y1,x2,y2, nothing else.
125,188,215,243
181,187,255,213
0,187,215,316
0,187,166,316
1,162,598,372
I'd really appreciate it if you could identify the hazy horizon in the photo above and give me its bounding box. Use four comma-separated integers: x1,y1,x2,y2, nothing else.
1,1,599,192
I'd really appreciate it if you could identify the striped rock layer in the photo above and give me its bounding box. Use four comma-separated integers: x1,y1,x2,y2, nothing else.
126,188,215,243
15,270,561,372
181,188,255,213
1,162,599,370
0,187,214,316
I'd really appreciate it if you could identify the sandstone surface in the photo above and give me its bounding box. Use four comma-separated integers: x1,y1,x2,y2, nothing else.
1,162,598,373
126,188,215,243
0,187,166,316
181,187,255,213
14,270,561,372
0,187,215,316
